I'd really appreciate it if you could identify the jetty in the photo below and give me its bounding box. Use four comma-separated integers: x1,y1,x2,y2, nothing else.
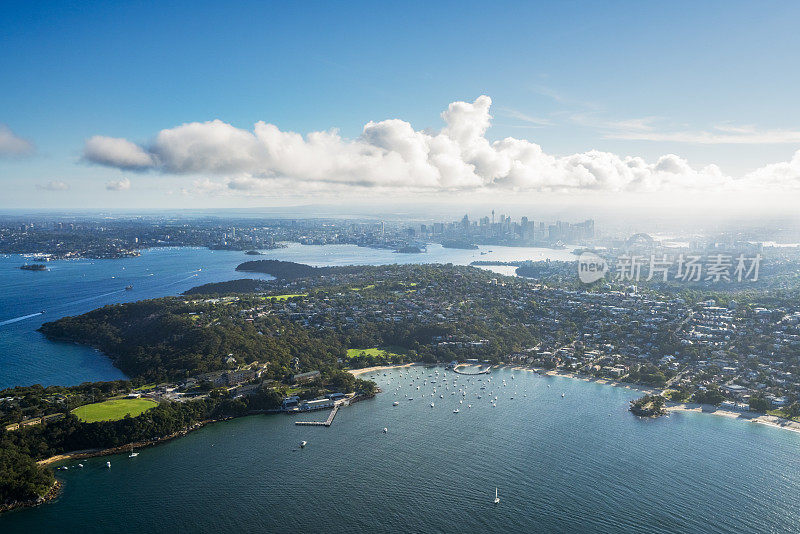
295,404,340,427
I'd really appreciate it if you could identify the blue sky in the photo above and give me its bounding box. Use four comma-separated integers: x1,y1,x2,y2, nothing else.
2,0,800,209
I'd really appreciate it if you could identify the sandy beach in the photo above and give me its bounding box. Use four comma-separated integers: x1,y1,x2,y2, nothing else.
348,363,416,376
667,403,800,434
507,365,660,394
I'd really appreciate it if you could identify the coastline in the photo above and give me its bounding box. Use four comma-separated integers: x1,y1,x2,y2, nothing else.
36,417,229,467
667,403,800,434
348,363,416,376
0,480,62,515
505,364,800,434
506,365,659,394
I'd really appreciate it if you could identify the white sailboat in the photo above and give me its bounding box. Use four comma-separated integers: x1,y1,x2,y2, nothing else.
494,487,500,504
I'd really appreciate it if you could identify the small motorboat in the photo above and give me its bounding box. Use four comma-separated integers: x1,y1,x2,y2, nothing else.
382,427,388,433
494,487,500,504
300,441,307,448
106,461,111,468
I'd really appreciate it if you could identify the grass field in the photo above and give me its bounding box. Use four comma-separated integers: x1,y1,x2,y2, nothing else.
346,346,409,359
72,398,159,423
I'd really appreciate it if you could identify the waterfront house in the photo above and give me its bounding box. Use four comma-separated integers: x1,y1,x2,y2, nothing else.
282,396,300,410
300,398,335,411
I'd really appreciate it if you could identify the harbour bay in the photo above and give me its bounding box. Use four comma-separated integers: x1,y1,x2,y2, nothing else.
2,367,799,533
0,243,575,389
2,244,800,533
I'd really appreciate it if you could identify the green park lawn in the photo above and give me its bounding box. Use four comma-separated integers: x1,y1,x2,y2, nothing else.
71,397,159,423
346,346,409,360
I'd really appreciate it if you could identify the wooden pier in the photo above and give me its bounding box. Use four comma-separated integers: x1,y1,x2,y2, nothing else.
295,404,340,427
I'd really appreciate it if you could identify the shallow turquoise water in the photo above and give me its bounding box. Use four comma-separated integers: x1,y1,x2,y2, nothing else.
2,367,798,533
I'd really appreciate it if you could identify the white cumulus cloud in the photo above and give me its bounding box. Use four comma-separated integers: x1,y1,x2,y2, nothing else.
105,177,131,191
84,136,154,169
80,96,800,194
36,180,70,191
0,124,34,156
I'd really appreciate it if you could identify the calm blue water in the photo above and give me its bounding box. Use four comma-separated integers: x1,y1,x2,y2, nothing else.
0,243,576,389
2,367,798,533
4,244,799,533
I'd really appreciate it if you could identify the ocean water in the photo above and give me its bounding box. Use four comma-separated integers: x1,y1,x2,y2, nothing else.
2,367,798,533
0,243,575,389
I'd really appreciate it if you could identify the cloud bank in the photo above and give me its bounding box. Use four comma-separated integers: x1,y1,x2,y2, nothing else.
36,180,70,191
105,177,131,191
0,125,34,156
81,96,800,194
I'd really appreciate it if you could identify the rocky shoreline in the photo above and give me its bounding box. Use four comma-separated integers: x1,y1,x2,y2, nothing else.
0,480,62,515
36,417,230,467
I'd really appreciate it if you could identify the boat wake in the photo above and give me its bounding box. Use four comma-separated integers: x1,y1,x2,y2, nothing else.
55,289,127,308
0,312,44,327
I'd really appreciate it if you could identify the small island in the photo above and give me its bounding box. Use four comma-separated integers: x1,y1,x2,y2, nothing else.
440,240,479,250
19,263,48,271
395,245,423,254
